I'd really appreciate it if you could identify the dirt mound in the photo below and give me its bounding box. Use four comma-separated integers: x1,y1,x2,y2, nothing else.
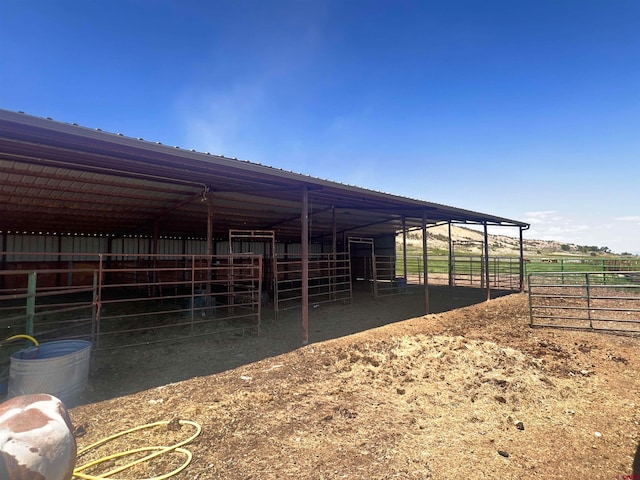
70,293,640,479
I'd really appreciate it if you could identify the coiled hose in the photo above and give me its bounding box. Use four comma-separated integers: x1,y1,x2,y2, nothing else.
73,419,202,480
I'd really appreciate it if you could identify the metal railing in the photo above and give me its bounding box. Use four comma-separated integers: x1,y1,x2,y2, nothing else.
528,271,640,333
374,255,407,297
0,252,263,351
397,255,522,290
525,257,640,274
275,252,351,316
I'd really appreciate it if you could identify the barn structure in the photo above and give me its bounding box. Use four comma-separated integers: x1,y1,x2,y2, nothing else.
0,109,529,349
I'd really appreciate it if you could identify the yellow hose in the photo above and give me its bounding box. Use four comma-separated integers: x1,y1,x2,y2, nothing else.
73,419,201,480
4,334,39,346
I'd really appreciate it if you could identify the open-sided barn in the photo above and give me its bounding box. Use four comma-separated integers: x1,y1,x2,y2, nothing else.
0,109,528,348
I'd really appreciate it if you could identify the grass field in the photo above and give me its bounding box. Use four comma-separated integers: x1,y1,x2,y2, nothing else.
395,249,640,279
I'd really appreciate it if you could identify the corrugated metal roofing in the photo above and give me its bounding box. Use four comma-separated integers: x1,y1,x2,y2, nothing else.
0,109,528,241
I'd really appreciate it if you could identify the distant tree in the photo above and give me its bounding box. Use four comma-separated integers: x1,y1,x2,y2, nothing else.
578,245,602,254
561,244,571,251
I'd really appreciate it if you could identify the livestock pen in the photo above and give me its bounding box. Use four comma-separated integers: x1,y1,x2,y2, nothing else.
0,251,264,351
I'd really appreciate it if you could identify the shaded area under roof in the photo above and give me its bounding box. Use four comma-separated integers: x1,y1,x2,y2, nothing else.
0,109,528,242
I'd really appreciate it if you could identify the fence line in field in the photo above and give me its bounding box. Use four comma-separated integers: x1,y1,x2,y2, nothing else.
396,254,640,291
397,255,523,291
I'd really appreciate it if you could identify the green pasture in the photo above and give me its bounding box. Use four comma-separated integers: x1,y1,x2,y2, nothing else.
395,253,640,277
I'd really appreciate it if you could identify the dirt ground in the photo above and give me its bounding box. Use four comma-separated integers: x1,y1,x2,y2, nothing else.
70,285,640,479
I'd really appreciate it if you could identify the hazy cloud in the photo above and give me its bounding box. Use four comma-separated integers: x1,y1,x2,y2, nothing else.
524,210,590,242
173,7,328,164
177,83,266,159
523,211,563,223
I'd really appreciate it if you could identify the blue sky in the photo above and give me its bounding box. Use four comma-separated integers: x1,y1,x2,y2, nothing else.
1,1,639,253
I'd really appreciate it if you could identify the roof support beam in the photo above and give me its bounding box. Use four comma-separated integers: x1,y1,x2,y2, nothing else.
266,205,334,230
0,141,208,190
130,189,208,234
338,216,402,236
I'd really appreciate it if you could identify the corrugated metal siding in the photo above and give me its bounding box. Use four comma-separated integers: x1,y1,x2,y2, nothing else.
4,234,111,261
59,236,106,261
3,233,335,261
217,241,230,254
283,243,323,256
157,238,181,256
230,241,268,256
184,239,207,255
374,234,397,256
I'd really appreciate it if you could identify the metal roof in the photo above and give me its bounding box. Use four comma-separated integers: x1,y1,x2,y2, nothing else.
0,109,528,242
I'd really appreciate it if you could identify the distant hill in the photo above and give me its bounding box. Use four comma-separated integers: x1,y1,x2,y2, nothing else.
397,224,632,257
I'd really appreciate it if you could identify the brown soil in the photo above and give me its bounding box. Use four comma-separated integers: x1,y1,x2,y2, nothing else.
70,286,640,479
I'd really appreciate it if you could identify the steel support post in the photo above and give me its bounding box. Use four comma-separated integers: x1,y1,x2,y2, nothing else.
206,195,214,306
448,221,453,287
301,186,309,345
26,272,37,336
332,206,337,300
402,217,408,285
422,210,429,314
483,223,491,301
519,226,525,292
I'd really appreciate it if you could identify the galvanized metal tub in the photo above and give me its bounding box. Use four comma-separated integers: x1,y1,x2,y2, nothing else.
8,340,91,405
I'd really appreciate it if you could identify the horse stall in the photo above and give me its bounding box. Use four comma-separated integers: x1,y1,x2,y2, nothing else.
226,229,354,320
275,250,352,318
0,234,263,354
348,235,403,298
0,231,368,350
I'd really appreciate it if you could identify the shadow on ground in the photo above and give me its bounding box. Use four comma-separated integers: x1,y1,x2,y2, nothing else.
80,285,513,406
